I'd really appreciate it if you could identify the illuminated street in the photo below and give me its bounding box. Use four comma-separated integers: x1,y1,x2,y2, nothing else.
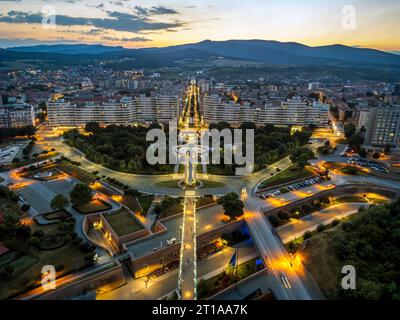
178,194,197,300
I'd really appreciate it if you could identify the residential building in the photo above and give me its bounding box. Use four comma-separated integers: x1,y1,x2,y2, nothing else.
47,95,180,128
202,95,330,127
355,104,400,148
0,103,35,128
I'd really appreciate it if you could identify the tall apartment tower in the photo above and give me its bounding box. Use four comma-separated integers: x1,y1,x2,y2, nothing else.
356,104,400,148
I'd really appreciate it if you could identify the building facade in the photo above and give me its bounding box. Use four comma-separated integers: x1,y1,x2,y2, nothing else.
0,103,35,128
202,94,330,127
47,95,180,128
355,104,400,148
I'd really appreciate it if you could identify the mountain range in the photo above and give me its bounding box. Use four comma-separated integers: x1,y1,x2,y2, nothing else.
1,40,400,68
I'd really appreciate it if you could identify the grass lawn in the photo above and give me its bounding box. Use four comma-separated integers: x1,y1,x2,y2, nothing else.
121,195,142,214
302,231,343,299
324,162,346,170
198,258,261,299
201,180,226,189
5,152,58,170
334,196,368,204
324,162,366,176
197,196,217,208
55,163,96,184
42,210,71,221
74,199,111,214
0,221,87,300
0,252,17,267
103,209,144,236
137,193,155,215
367,198,389,205
155,180,180,189
259,166,315,190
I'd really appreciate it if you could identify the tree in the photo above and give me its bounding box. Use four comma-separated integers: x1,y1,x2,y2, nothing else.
348,133,365,153
50,194,70,211
84,122,100,134
218,192,244,221
69,183,92,206
290,147,315,170
119,160,126,170
292,130,312,145
344,123,356,139
21,204,30,212
240,122,257,130
384,144,391,155
359,148,367,158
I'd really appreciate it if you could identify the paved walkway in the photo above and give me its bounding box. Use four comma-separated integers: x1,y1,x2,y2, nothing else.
97,243,257,300
277,203,367,243
178,194,197,300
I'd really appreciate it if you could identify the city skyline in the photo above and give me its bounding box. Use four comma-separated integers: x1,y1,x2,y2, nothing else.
0,0,400,51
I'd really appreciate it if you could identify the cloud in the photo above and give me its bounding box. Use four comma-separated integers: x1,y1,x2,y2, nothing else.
0,10,184,33
134,6,178,16
102,36,151,42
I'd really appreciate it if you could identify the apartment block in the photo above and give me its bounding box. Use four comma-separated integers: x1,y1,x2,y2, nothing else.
0,103,35,128
355,104,400,148
47,95,180,128
202,94,330,127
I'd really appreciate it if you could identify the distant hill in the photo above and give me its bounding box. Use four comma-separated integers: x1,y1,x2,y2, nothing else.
8,44,127,55
3,40,400,68
142,40,400,66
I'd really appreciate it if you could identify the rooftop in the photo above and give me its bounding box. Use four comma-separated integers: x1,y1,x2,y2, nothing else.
127,205,227,259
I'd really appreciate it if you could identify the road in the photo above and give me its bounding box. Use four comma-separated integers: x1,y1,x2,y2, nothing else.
97,244,258,300
25,126,400,300
277,202,367,244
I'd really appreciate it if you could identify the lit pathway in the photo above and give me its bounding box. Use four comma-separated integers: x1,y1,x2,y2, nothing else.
178,190,197,300
277,202,367,244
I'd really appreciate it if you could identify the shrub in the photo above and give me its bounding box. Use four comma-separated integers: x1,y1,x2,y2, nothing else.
29,237,40,247
21,204,30,212
316,224,325,232
63,234,72,243
55,264,65,272
32,230,45,238
331,219,340,227
4,265,14,274
10,192,20,202
277,211,290,221
57,222,70,232
73,237,83,245
69,231,78,239
303,230,312,240
269,215,281,227
84,253,95,262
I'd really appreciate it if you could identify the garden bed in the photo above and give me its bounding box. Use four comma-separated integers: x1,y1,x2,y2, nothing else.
74,199,112,214
55,162,96,184
197,258,263,299
121,195,142,214
39,233,70,250
42,210,71,221
103,209,144,236
258,166,315,190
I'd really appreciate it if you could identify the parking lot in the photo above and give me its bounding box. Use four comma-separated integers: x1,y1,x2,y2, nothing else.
260,175,325,200
347,157,389,173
